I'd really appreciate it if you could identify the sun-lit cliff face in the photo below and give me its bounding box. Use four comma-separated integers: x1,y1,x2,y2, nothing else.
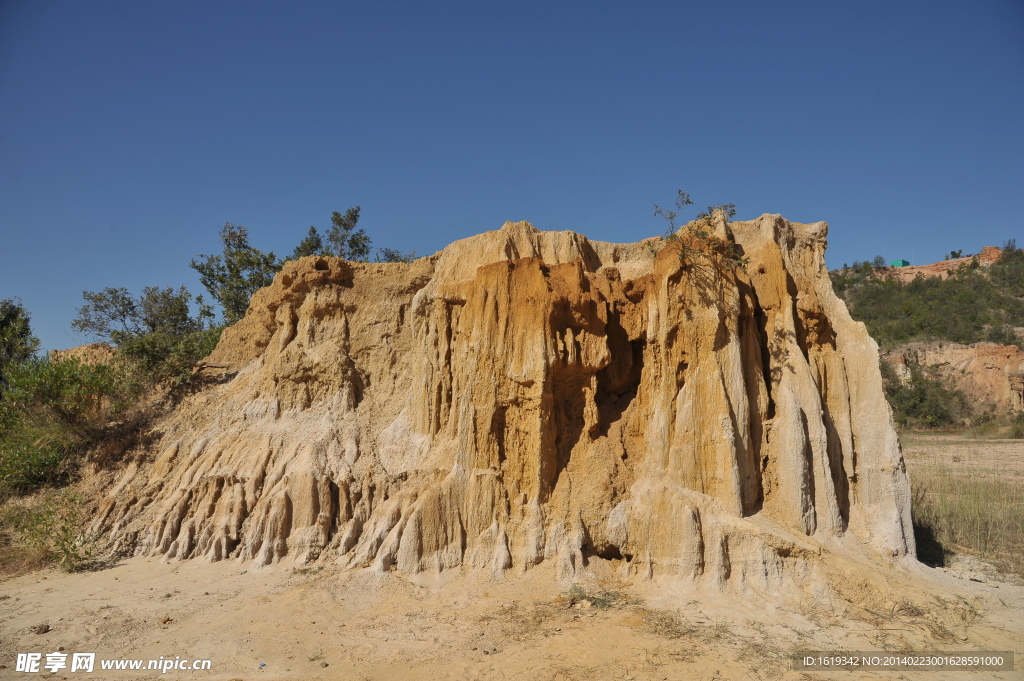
93,215,915,589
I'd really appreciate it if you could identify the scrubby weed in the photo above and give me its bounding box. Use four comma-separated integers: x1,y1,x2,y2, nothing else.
654,191,749,275
911,461,1024,577
639,607,692,639
564,584,632,610
1,489,96,572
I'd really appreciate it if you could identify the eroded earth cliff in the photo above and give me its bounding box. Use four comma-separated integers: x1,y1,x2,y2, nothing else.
885,342,1024,413
92,215,916,590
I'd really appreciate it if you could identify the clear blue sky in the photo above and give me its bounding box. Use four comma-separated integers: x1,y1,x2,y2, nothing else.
2,0,1022,352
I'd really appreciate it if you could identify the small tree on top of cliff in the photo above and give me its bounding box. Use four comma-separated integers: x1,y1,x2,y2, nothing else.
326,206,371,261
290,226,329,259
190,223,282,325
653,190,694,231
655,191,747,273
287,207,370,261
286,208,414,263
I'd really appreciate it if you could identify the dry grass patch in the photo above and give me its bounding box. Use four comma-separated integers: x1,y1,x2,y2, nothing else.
911,461,1024,576
849,591,980,647
637,607,692,639
479,584,637,642
563,584,634,610
479,599,564,642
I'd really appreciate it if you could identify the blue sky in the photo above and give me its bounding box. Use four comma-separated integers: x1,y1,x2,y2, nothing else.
2,0,1022,352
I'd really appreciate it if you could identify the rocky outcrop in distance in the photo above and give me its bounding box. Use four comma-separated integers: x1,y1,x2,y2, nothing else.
881,246,1003,284
886,342,1024,413
92,215,916,589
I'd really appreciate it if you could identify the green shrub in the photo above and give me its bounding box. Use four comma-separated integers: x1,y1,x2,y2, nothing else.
73,285,222,387
1010,413,1024,439
0,298,39,386
990,247,1024,297
3,357,135,430
0,434,68,496
0,357,137,496
191,224,282,325
880,360,972,429
117,324,223,387
1,490,96,571
986,324,1020,346
833,260,1024,349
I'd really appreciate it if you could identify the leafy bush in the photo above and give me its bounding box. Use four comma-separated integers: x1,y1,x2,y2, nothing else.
990,246,1024,297
73,285,222,387
191,223,282,325
0,357,137,496
1,490,96,571
200,210,416,323
3,357,135,429
324,207,371,261
376,247,418,263
290,209,415,263
116,324,223,387
0,298,39,386
0,434,67,496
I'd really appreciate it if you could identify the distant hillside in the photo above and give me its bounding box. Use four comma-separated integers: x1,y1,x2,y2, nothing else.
830,245,1024,350
831,245,1024,431
879,246,1004,284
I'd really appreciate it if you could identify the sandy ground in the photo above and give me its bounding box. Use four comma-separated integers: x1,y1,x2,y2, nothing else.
2,435,1023,681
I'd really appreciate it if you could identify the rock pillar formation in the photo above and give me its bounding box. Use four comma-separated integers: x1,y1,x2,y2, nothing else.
95,215,915,588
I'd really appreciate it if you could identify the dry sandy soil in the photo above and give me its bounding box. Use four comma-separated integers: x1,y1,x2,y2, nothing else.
2,435,1023,681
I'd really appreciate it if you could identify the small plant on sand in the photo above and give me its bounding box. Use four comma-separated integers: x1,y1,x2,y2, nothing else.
564,584,628,610
292,565,324,576
640,607,692,639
